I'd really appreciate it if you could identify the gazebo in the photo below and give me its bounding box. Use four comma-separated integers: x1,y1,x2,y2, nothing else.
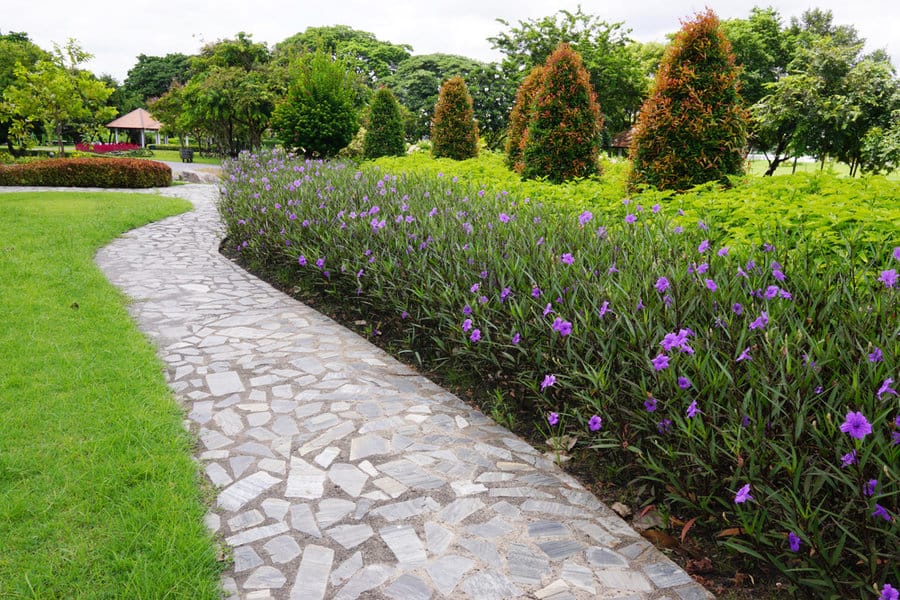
105,108,162,147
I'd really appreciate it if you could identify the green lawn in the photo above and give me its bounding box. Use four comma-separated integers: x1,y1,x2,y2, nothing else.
32,145,224,166
0,192,221,598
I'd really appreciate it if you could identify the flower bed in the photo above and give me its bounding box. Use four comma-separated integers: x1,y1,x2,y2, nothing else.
0,157,171,188
75,142,141,154
220,149,898,597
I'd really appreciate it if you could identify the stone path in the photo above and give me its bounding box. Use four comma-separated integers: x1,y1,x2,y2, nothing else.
90,184,712,600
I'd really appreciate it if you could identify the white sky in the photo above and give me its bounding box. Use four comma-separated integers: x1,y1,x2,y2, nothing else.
5,0,898,82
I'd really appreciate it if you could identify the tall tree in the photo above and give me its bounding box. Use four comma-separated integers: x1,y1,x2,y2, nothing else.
628,10,748,191
722,7,792,107
0,39,115,155
0,31,49,153
363,87,405,158
489,8,646,140
431,76,478,160
521,44,602,183
272,49,359,157
505,65,544,173
122,53,191,106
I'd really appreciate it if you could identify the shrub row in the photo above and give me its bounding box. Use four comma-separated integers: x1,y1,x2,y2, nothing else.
220,149,898,598
148,144,202,152
0,158,171,188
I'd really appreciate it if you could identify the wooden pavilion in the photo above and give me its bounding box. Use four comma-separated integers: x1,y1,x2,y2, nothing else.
105,108,162,147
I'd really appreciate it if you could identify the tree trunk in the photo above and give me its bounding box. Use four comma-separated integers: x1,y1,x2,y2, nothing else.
56,122,65,157
792,156,798,174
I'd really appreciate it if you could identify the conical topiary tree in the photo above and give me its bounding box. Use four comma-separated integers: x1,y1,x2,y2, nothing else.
505,65,544,174
364,86,405,159
521,43,603,183
431,76,478,160
628,9,749,191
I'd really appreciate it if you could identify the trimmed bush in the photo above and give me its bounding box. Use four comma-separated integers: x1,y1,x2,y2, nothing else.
431,76,478,160
0,158,171,188
364,87,406,159
505,66,544,174
148,144,202,152
628,9,749,192
522,44,603,183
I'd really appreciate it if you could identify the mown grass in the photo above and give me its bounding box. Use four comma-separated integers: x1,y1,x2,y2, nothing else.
0,192,221,598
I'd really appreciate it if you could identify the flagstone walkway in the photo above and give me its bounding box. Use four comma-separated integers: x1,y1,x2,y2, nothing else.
91,183,712,600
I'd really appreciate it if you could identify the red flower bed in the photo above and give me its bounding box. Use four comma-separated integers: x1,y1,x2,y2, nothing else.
76,142,141,154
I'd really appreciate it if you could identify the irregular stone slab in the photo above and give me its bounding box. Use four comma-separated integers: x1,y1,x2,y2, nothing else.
316,498,356,528
263,535,302,564
289,503,322,538
561,561,596,594
463,515,512,538
425,554,474,596
537,539,586,561
218,471,282,511
378,459,445,490
228,509,264,531
225,522,290,547
594,569,652,592
643,560,695,588
233,546,263,572
424,521,454,555
261,498,290,520
327,524,374,550
330,551,363,586
285,457,326,499
206,371,244,396
289,544,333,600
370,496,438,522
528,520,568,538
333,565,393,600
587,547,629,568
507,542,550,584
458,537,502,568
349,434,391,460
328,463,369,497
438,498,485,524
461,569,523,600
385,573,432,600
244,565,286,589
380,524,427,565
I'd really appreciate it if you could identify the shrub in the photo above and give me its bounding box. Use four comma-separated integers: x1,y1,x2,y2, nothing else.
75,142,141,154
522,44,603,183
221,149,899,598
0,158,171,188
431,76,478,160
628,9,749,192
364,87,406,159
505,66,544,174
148,144,202,152
272,49,359,158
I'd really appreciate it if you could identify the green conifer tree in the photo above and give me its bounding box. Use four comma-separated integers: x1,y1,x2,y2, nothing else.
505,65,544,173
363,86,405,159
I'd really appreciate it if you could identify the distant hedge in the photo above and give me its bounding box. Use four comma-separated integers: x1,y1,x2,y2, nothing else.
0,158,171,188
148,144,201,152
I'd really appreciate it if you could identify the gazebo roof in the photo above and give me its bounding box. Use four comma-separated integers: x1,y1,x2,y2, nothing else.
106,108,161,131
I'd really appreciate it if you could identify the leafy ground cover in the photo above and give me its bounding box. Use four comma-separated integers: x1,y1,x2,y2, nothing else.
0,192,222,598
222,149,898,598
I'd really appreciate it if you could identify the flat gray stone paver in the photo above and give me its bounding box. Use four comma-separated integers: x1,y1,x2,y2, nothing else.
85,183,713,599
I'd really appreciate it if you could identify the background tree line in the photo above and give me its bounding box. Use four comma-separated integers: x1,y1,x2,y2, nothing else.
1,5,898,172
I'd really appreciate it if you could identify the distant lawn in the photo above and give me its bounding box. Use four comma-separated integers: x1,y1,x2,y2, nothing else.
0,192,221,598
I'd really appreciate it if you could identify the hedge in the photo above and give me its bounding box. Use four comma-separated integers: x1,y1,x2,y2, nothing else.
0,158,171,188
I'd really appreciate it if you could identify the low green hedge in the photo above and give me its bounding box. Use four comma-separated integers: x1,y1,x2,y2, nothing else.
0,158,171,188
148,144,201,152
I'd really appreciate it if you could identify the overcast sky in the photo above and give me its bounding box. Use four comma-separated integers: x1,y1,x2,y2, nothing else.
5,0,898,82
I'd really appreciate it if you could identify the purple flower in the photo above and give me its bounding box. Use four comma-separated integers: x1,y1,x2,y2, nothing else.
298,255,307,266
552,318,573,336
462,319,473,333
869,347,884,363
652,203,661,213
500,287,511,301
872,504,892,522
401,311,409,319
763,243,775,252
543,303,554,316
698,239,710,253
878,378,898,399
651,354,670,371
644,397,658,412
315,257,325,269
865,479,879,497
463,304,472,315
880,583,899,600
732,303,743,315
678,377,692,390
879,268,898,288
548,411,559,426
625,213,636,224
894,247,900,262
741,415,751,427
469,329,481,343
840,410,872,439
788,532,801,552
561,253,574,265
511,332,521,345
498,212,510,223
841,450,857,468
698,220,708,231
470,283,480,293
655,277,670,293
705,279,717,292
717,246,730,257
734,483,753,504
657,419,673,434
765,285,780,299
749,311,769,330
532,286,542,298
578,210,593,225
772,268,786,282
686,400,699,418
598,301,611,318
588,415,603,431
478,295,488,305
541,374,556,391
663,294,673,307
